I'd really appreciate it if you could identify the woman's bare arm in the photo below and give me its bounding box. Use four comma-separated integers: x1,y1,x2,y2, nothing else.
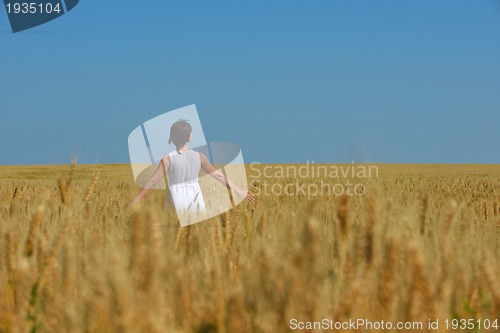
200,153,254,203
129,156,170,207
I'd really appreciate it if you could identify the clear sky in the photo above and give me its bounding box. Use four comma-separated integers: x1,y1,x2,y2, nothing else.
1,0,500,165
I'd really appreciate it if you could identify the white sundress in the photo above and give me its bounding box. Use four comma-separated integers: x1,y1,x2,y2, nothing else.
165,149,206,216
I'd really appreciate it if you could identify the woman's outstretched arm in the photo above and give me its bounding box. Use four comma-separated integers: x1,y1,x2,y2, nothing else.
128,156,170,208
200,152,254,203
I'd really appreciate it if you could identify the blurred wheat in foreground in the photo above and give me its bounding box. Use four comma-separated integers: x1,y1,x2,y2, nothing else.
0,163,499,333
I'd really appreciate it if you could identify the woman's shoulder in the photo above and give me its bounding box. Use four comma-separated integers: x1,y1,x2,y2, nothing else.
162,151,175,161
195,150,207,158
191,150,203,160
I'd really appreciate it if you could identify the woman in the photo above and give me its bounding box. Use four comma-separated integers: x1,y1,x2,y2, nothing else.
129,120,254,215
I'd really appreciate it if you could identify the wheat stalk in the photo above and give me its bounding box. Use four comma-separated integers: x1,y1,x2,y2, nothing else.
83,173,99,203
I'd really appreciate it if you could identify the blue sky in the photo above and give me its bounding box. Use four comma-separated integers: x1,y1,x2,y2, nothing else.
1,0,500,164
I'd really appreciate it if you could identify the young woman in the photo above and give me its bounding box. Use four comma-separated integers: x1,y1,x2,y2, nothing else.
129,120,254,214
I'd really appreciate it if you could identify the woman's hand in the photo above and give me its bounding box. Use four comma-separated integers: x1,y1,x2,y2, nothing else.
235,189,255,203
127,200,136,210
128,196,141,209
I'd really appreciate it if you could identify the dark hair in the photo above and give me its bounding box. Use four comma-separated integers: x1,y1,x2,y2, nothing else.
169,120,192,149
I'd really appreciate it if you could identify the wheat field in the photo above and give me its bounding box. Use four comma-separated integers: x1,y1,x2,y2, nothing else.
0,163,499,333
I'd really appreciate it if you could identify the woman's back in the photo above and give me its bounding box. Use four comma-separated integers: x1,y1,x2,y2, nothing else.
167,149,201,186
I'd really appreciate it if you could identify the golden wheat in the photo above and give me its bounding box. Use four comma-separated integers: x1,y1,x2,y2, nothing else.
0,163,499,332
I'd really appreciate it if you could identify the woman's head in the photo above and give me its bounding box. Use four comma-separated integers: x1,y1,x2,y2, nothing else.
169,120,192,149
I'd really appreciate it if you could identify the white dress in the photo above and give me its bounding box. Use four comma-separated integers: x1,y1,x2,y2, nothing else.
165,149,206,215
